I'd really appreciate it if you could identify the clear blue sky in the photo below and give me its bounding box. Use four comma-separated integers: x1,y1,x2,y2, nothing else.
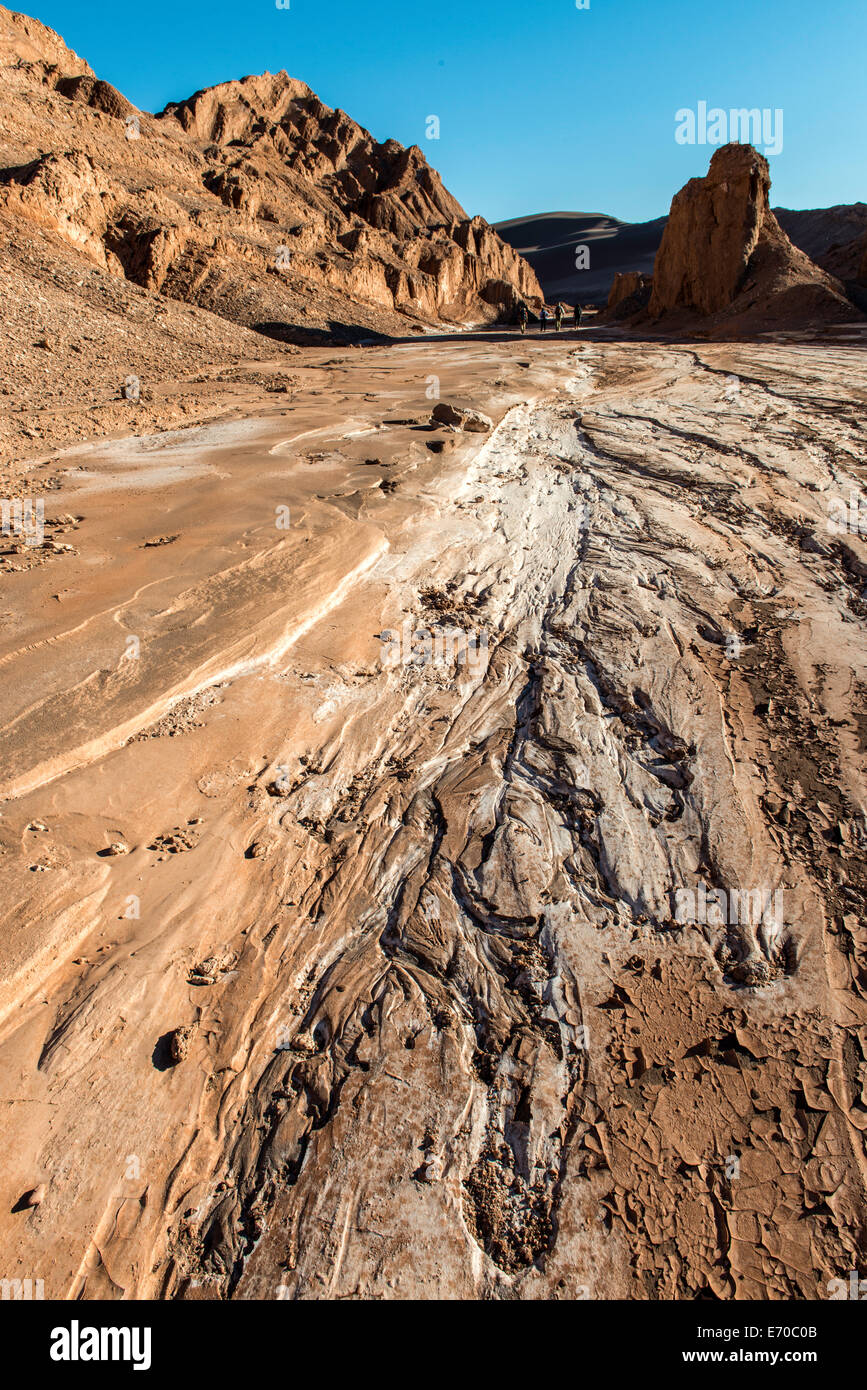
29,0,867,223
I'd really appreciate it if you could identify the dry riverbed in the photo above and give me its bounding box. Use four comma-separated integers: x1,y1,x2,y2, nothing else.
1,329,866,1299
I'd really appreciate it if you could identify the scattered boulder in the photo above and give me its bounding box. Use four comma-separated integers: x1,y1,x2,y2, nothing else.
607,271,650,310
148,825,200,854
266,778,292,798
415,1157,443,1184
169,1024,196,1064
731,956,772,987
188,950,237,985
19,1183,46,1208
430,403,494,433
604,271,653,320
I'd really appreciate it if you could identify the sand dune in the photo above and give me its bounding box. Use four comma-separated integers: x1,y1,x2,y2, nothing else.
495,210,667,303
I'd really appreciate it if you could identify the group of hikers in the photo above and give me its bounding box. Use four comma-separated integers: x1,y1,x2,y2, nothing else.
516,301,583,334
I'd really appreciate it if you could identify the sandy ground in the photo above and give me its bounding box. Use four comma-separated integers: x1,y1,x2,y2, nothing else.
1,325,866,1299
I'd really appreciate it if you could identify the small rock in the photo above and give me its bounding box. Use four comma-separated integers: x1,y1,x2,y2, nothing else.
266,779,291,798
431,403,493,433
21,1183,46,1208
188,950,236,985
169,1024,196,1064
731,957,772,987
416,1158,443,1183
101,841,129,857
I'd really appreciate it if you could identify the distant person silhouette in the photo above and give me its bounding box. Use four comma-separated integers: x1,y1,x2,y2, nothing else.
539,307,550,333
555,304,564,332
518,303,528,335
574,303,583,328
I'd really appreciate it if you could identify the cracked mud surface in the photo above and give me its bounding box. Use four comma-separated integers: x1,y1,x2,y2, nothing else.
1,331,866,1299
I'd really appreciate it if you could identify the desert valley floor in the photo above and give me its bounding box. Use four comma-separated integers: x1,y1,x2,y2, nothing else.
1,326,867,1299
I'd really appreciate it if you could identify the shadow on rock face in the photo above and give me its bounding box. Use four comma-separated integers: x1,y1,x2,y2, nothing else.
253,319,394,347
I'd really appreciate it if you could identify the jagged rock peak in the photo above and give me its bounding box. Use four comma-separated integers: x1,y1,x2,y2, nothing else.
650,143,772,316
161,71,316,143
648,143,858,328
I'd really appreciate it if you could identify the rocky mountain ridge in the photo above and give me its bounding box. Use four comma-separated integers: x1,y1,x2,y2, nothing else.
0,5,542,347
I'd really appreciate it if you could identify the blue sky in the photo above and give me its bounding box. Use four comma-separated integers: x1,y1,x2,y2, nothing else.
31,0,867,223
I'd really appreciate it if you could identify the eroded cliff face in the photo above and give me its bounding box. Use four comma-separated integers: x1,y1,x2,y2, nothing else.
651,144,771,316
604,270,652,320
0,5,541,340
648,144,858,329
